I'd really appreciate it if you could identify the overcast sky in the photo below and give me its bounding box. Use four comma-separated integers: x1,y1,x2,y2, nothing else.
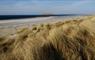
0,0,95,15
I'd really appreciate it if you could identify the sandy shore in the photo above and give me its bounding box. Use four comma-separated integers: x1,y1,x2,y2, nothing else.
0,16,90,36
0,16,86,28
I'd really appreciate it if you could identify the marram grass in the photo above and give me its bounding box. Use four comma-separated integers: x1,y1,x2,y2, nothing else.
0,16,95,60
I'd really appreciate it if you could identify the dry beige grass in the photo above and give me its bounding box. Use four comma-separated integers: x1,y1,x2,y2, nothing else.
0,16,95,60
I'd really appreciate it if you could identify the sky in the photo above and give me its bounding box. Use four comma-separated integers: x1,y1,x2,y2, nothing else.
0,0,95,15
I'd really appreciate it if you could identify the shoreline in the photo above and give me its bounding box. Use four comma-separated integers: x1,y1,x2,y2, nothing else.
0,16,90,29
0,16,93,37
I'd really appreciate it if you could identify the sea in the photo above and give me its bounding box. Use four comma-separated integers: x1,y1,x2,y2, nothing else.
0,14,83,20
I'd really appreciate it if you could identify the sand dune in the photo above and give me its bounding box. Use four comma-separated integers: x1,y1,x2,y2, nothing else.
0,16,95,60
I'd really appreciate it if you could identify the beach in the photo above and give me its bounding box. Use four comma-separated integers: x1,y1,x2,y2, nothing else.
0,16,91,36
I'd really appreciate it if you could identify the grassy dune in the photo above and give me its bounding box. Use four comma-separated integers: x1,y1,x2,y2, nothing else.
0,16,95,60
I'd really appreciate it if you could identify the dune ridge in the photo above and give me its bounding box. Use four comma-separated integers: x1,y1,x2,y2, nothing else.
0,16,95,60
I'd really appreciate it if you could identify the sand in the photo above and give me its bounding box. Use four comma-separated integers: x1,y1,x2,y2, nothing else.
0,16,92,36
